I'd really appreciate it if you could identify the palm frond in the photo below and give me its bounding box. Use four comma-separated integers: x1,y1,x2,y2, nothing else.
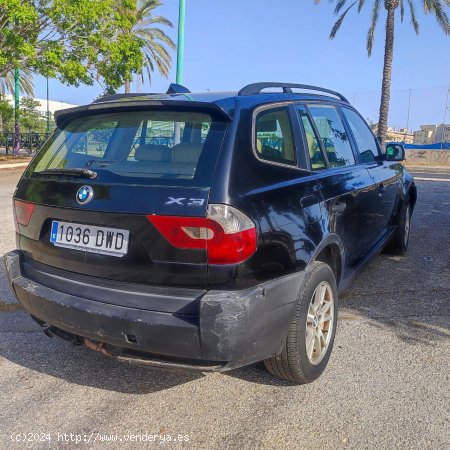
119,0,174,91
136,28,176,49
144,55,154,82
146,47,170,77
407,0,420,33
147,16,174,27
136,16,174,29
367,0,381,56
423,0,450,34
330,2,357,39
335,0,349,14
0,68,34,96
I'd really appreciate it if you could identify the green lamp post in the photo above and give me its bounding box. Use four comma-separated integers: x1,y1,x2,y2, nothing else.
176,0,185,84
14,68,20,155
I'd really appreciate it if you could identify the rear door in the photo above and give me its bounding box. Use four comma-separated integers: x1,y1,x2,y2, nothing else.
340,107,400,238
301,103,379,267
15,108,228,288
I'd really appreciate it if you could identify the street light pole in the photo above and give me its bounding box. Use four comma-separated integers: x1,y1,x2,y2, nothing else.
405,89,412,143
441,87,449,151
14,67,20,156
174,0,186,145
176,0,186,84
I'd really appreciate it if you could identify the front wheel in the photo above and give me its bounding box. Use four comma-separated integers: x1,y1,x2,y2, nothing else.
264,261,338,384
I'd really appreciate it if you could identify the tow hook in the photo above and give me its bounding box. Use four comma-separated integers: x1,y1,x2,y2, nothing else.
42,325,83,345
84,338,112,356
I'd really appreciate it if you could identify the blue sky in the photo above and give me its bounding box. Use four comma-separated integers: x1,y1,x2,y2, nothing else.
32,0,450,130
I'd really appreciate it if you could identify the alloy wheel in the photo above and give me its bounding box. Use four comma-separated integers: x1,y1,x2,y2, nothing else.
404,205,410,247
305,281,335,365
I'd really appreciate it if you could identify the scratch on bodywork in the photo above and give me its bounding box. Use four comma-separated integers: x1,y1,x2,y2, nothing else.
22,280,39,294
200,288,264,355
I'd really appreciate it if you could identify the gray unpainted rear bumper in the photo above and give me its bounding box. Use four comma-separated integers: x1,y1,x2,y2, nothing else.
3,250,303,371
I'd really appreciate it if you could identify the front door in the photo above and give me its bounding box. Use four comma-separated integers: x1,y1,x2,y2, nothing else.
298,104,379,268
340,107,400,240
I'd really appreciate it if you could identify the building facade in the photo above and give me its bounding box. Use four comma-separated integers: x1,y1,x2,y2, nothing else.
370,124,414,144
4,94,78,119
413,124,450,144
413,125,436,145
433,124,450,143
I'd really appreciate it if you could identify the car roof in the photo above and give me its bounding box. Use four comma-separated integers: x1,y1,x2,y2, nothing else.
93,91,238,105
54,83,351,126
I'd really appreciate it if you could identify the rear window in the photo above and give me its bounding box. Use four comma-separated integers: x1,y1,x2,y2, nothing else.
26,110,227,187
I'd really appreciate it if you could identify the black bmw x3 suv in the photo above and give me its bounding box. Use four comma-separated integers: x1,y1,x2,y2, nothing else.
4,82,416,384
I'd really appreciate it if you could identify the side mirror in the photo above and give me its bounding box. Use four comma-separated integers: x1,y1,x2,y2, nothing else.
385,143,405,162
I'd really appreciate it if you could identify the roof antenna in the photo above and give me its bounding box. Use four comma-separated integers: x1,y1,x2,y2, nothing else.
166,83,191,94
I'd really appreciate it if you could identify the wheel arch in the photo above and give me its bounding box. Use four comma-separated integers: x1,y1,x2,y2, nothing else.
408,181,417,210
306,234,345,290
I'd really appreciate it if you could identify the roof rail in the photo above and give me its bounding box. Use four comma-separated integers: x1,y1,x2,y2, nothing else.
238,82,349,103
166,83,191,94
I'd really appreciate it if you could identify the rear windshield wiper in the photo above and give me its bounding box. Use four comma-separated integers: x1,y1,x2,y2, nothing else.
34,168,97,179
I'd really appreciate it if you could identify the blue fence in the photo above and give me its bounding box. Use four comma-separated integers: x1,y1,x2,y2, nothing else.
404,142,450,150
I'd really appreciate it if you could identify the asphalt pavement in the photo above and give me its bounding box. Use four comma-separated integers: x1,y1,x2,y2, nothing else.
0,168,449,450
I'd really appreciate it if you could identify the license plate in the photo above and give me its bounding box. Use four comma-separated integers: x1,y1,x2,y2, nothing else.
50,221,129,257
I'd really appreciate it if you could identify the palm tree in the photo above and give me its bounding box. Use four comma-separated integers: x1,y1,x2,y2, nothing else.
122,0,176,93
315,0,449,144
0,68,34,96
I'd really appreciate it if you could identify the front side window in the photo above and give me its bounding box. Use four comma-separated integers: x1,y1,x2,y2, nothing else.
255,107,296,166
308,104,355,168
26,110,227,187
342,107,379,163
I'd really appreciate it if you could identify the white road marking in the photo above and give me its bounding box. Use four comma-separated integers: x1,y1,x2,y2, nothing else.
414,177,450,182
411,172,450,176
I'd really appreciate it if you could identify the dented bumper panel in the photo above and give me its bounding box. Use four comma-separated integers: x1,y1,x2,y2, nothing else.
3,251,303,370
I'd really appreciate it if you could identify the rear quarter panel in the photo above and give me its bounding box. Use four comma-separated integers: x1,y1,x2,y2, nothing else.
207,105,329,290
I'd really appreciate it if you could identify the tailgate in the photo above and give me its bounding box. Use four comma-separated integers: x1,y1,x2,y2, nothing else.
14,107,228,289
15,180,209,287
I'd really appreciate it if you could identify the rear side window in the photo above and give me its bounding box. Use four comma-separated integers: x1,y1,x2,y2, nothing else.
27,111,227,187
341,107,379,163
297,106,326,171
308,105,355,168
255,107,296,166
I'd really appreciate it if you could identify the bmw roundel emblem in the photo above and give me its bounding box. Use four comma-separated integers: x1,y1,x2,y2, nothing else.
76,186,94,205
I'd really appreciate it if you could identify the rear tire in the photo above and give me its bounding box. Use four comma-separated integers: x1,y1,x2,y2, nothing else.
384,195,411,256
264,261,338,384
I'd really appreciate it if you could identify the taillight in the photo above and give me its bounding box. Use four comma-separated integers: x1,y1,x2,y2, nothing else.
13,200,35,233
147,204,257,265
206,204,257,264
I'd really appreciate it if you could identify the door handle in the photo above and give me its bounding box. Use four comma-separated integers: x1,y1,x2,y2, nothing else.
331,202,346,214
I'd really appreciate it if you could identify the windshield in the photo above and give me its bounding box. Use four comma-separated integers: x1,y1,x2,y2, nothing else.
26,110,228,187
